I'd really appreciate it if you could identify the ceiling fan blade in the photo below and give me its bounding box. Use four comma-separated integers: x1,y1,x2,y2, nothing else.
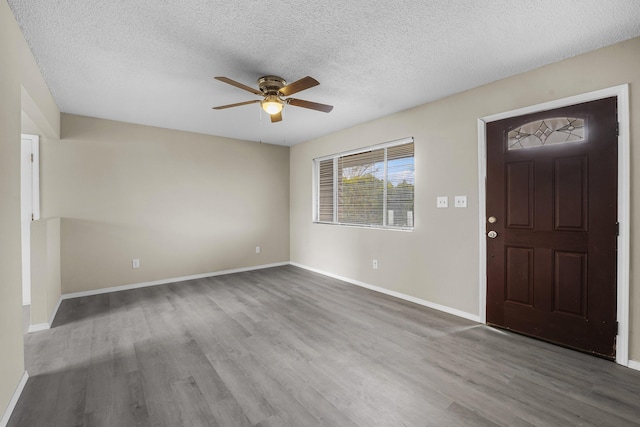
287,98,333,113
278,76,319,96
214,76,262,95
270,111,283,123
212,99,260,110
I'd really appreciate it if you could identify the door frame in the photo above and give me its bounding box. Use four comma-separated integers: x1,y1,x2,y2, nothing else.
20,133,40,306
476,84,630,366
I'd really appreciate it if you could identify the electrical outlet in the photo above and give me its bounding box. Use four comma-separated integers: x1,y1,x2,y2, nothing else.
132,259,140,269
373,259,378,269
437,196,448,208
455,196,467,208
255,246,261,254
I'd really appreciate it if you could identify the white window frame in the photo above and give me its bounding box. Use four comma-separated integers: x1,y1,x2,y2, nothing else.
313,137,414,230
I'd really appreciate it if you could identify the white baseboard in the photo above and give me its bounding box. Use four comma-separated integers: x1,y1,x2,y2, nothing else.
0,371,28,427
61,262,290,301
48,297,62,327
290,262,482,323
628,360,640,372
27,323,49,333
26,294,64,334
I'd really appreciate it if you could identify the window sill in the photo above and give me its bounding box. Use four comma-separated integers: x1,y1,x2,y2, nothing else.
313,221,414,232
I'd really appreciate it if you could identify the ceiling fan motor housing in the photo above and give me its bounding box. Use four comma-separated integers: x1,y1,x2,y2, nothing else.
258,76,286,96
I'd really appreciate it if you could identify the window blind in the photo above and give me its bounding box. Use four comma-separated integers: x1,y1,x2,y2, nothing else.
386,142,415,227
318,159,335,222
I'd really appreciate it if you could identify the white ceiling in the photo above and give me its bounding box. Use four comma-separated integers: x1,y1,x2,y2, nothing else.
8,1,640,146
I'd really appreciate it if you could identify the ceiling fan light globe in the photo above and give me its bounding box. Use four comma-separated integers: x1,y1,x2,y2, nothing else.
261,97,284,115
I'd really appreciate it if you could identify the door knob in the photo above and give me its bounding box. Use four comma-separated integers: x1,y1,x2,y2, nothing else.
488,216,497,224
487,230,497,239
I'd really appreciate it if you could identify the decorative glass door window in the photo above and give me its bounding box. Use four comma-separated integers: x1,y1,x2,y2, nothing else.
507,117,585,150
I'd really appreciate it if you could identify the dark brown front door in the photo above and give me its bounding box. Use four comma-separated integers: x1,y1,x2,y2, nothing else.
486,97,618,359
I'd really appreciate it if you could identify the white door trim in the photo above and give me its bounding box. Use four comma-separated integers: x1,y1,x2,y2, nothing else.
21,134,40,219
20,134,40,306
477,84,630,366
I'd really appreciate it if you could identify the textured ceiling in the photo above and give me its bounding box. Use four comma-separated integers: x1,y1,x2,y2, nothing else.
8,1,640,146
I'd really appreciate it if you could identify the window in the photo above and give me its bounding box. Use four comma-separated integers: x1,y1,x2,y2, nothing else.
314,137,414,229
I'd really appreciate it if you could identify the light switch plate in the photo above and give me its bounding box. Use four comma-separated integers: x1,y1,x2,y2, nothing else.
455,196,467,208
437,196,448,208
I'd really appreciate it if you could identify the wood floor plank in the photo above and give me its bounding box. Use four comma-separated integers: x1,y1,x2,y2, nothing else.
10,265,640,426
206,355,278,425
207,397,253,427
242,334,361,427
170,376,220,427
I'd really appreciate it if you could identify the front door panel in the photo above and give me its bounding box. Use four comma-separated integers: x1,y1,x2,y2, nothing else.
486,97,618,359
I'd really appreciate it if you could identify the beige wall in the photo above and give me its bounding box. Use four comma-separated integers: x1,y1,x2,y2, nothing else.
290,37,640,360
41,114,290,294
30,218,61,327
17,1,60,139
0,0,26,418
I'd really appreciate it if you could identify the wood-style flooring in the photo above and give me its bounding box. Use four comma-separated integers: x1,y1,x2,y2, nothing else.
9,265,640,426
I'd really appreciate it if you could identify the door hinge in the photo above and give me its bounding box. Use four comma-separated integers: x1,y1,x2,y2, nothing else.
30,153,34,162
31,213,34,221
615,321,619,335
616,122,620,137
616,222,620,236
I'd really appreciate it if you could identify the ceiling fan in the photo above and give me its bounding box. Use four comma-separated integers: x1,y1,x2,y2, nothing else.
212,75,333,123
